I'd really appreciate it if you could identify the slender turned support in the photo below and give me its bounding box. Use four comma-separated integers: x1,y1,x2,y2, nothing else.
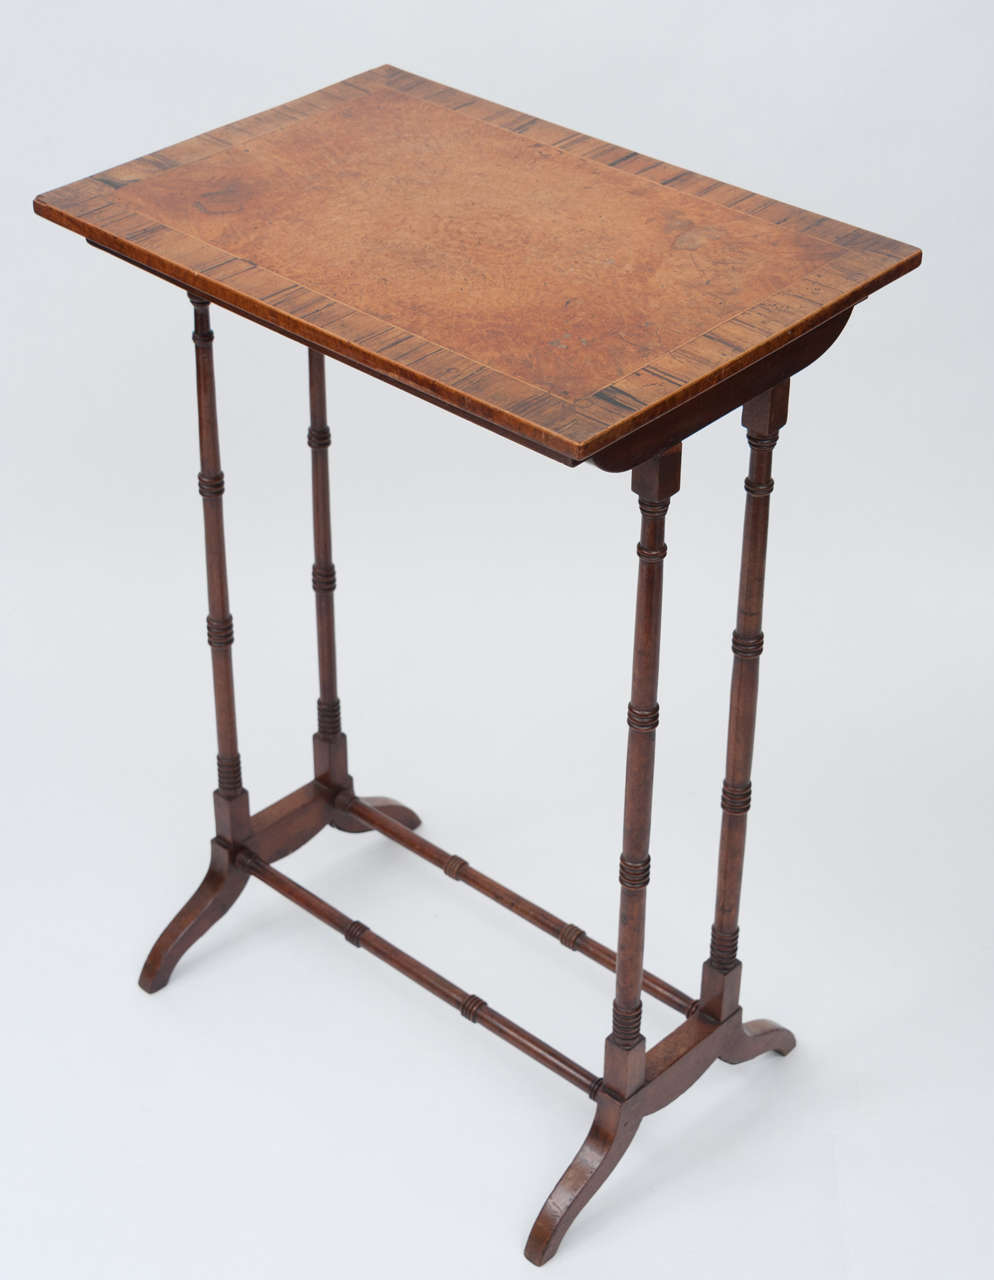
307,349,418,836
192,295,251,844
139,334,419,993
308,349,352,795
139,297,251,991
527,427,795,1265
701,381,789,1021
138,322,795,1258
604,445,681,1098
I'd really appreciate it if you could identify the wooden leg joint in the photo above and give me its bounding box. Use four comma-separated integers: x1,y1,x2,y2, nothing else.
700,958,743,1022
526,1002,794,1264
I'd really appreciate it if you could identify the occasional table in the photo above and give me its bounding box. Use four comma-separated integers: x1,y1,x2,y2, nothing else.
34,65,921,1264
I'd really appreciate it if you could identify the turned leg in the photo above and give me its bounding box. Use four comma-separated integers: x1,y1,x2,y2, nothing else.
307,346,351,795
525,446,682,1265
305,348,420,835
139,296,251,992
700,382,795,1060
605,445,682,1097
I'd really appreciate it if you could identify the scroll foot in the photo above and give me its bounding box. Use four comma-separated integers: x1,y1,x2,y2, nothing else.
327,795,421,834
719,1018,796,1064
138,839,248,993
525,1096,640,1266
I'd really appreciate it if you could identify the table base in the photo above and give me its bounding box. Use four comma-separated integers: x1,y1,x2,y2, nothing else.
139,294,796,1265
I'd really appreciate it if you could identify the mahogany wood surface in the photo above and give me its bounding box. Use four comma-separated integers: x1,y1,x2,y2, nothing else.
35,64,919,465
605,447,681,1098
524,396,796,1265
138,320,421,994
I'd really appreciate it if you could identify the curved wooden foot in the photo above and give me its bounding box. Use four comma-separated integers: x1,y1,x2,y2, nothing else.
525,1097,641,1266
327,795,422,834
138,839,249,993
719,1018,796,1064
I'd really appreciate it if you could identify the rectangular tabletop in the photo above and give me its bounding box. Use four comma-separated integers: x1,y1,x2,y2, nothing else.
35,65,920,464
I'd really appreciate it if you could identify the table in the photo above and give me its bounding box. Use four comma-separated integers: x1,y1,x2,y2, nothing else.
34,65,921,1264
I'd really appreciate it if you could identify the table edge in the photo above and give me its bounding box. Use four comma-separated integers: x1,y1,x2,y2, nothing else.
32,64,923,468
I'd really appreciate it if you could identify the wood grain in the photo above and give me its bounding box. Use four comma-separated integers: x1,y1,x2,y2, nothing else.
34,65,920,464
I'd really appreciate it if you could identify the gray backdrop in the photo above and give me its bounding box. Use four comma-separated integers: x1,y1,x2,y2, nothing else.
3,2,992,1276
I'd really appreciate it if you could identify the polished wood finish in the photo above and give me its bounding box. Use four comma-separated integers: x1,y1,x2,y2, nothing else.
36,66,921,1269
307,347,352,796
139,294,251,993
191,295,250,838
525,1005,794,1265
592,308,850,471
138,315,419,995
34,65,919,466
606,447,682,1099
525,410,794,1264
700,384,787,1022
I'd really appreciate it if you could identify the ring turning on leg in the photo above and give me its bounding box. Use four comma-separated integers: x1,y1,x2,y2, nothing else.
138,296,251,992
606,446,682,1095
701,381,794,1028
306,348,353,796
138,317,419,994
526,446,682,1263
